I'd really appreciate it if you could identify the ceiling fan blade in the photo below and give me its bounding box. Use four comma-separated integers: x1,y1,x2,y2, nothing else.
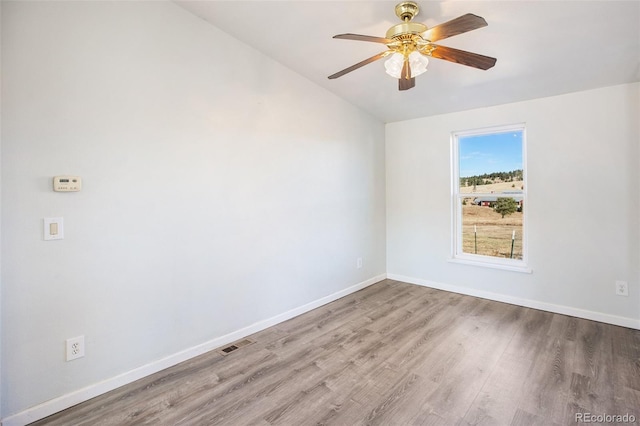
429,44,496,70
402,58,411,79
333,33,395,44
399,77,415,91
328,51,393,79
423,13,488,43
398,59,415,90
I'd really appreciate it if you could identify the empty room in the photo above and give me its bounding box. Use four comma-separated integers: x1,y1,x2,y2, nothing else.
1,1,639,425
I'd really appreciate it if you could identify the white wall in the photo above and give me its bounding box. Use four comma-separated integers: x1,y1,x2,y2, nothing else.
387,83,640,327
0,1,386,419
0,0,3,420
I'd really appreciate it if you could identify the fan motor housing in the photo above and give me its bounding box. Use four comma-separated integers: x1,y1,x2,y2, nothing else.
385,22,427,40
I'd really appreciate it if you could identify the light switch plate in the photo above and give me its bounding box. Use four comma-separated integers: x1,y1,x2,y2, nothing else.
44,217,64,240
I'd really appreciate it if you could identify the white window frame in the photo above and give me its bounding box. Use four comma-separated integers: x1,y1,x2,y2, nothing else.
449,123,531,273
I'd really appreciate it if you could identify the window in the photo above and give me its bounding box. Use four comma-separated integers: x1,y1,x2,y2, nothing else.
451,124,529,272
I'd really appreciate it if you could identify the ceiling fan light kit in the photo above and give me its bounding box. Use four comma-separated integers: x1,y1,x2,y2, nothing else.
385,52,428,79
328,1,497,91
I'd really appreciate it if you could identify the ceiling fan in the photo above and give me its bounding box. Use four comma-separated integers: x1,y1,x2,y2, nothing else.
328,1,497,91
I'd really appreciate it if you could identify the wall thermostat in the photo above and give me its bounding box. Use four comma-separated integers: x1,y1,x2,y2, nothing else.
53,176,82,192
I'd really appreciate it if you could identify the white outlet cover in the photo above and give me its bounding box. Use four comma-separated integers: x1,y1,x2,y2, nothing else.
615,280,629,296
66,335,85,361
44,217,64,241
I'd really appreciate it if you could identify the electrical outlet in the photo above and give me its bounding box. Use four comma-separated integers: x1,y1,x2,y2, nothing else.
66,336,85,361
615,281,628,296
357,257,363,269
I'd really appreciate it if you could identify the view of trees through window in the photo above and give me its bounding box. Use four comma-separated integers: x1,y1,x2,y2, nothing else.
454,126,525,261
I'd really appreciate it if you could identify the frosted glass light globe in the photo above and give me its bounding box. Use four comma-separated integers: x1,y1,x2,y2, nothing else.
384,52,429,79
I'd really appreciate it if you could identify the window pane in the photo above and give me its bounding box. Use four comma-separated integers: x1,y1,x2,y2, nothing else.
456,128,525,262
460,198,523,259
459,131,523,184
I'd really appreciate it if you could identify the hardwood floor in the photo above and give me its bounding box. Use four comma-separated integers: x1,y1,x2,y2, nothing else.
31,280,640,425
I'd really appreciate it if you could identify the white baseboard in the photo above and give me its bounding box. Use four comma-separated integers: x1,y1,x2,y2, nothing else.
1,274,386,426
387,273,640,330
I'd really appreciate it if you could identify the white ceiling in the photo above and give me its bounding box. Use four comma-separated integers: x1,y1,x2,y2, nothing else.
175,1,640,123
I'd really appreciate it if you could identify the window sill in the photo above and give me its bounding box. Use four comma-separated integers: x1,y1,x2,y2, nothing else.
448,257,532,273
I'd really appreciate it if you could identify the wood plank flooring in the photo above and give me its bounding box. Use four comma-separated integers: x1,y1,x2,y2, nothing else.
31,280,640,425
